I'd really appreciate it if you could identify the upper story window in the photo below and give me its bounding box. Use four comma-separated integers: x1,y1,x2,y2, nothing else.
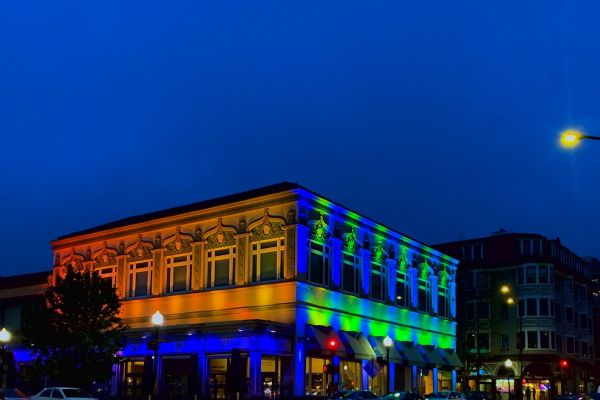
525,330,555,350
342,253,360,295
165,254,192,293
566,336,575,354
462,243,484,261
97,267,117,288
252,239,285,283
466,300,490,320
517,265,553,286
475,271,489,289
308,215,331,287
578,285,588,302
206,247,236,288
370,242,388,301
565,306,574,324
163,233,195,293
521,238,543,256
128,260,153,297
438,286,449,318
396,270,408,307
564,277,573,295
417,263,432,313
309,241,330,286
581,342,590,358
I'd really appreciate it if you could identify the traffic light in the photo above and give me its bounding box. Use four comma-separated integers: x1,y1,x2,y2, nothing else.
560,359,568,368
327,338,339,352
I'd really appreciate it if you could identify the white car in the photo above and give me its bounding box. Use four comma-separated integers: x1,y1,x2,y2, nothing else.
30,387,97,400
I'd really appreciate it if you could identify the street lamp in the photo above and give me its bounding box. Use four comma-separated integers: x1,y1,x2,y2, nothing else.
383,335,393,394
151,311,164,398
559,129,600,148
500,286,523,400
0,328,11,388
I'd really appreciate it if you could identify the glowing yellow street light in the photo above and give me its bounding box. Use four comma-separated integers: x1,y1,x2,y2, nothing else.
560,129,600,149
500,285,510,294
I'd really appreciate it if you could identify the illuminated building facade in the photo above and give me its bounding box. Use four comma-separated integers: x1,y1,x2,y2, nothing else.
49,182,460,398
435,231,595,398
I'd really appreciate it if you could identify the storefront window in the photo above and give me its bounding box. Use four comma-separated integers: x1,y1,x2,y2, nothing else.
305,357,328,396
340,361,361,391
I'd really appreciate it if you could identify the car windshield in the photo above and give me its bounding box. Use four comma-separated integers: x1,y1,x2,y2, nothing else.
62,389,94,398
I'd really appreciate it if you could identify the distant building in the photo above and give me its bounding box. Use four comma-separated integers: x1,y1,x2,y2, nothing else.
435,230,595,398
42,182,460,399
0,270,49,392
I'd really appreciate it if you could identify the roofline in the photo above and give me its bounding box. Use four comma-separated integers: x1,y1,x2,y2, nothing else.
52,182,457,266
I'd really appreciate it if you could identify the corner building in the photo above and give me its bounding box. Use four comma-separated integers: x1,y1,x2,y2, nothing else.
51,183,460,398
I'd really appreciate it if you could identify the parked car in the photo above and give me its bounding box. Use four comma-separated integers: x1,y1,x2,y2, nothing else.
426,392,464,400
330,391,350,399
382,391,424,400
30,387,98,400
0,388,28,400
341,390,381,400
464,391,492,400
552,395,585,400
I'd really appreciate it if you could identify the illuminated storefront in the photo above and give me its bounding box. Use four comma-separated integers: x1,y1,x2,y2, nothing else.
45,182,460,398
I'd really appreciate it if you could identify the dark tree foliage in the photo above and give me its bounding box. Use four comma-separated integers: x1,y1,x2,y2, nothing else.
23,266,126,389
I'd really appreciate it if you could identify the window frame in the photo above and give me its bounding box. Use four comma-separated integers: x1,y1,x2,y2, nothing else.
251,238,285,283
206,246,236,288
128,260,153,298
165,253,192,293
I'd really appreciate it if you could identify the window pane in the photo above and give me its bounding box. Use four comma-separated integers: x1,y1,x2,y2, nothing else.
260,251,278,281
526,298,538,316
526,266,536,284
310,252,324,285
371,273,382,300
527,331,538,348
539,298,549,316
173,265,187,292
260,241,277,249
135,271,148,297
214,259,230,286
418,287,427,311
343,263,356,293
396,280,406,306
539,266,548,283
540,331,550,348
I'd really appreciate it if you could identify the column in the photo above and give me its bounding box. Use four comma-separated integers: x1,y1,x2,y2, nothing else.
412,365,418,392
432,367,439,392
362,360,369,390
333,355,340,388
451,370,457,391
249,350,262,397
449,281,457,318
389,362,396,392
284,224,298,280
293,339,306,396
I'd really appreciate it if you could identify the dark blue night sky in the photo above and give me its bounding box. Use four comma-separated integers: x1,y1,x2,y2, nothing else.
1,1,599,275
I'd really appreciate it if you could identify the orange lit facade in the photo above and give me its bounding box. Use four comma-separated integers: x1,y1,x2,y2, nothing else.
49,183,460,398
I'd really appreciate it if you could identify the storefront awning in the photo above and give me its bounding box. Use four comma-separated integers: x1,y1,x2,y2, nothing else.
304,325,347,358
369,336,405,364
419,345,444,367
438,348,463,368
396,341,426,367
338,331,376,360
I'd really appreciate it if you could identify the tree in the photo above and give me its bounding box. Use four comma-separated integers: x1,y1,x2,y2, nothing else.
23,266,126,389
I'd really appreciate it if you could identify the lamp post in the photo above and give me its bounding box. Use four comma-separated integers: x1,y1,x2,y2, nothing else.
501,286,523,400
151,311,164,399
560,129,600,148
384,335,393,394
0,328,11,389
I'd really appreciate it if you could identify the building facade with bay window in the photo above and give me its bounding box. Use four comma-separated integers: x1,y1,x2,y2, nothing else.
46,182,460,398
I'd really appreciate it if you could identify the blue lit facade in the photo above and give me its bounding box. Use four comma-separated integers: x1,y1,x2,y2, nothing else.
47,182,460,398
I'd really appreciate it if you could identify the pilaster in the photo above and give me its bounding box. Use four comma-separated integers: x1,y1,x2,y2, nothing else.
431,274,439,314
360,249,372,297
295,224,309,280
191,242,203,291
330,237,343,290
386,259,397,304
116,255,127,298
409,266,419,309
151,248,163,296
235,233,250,286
